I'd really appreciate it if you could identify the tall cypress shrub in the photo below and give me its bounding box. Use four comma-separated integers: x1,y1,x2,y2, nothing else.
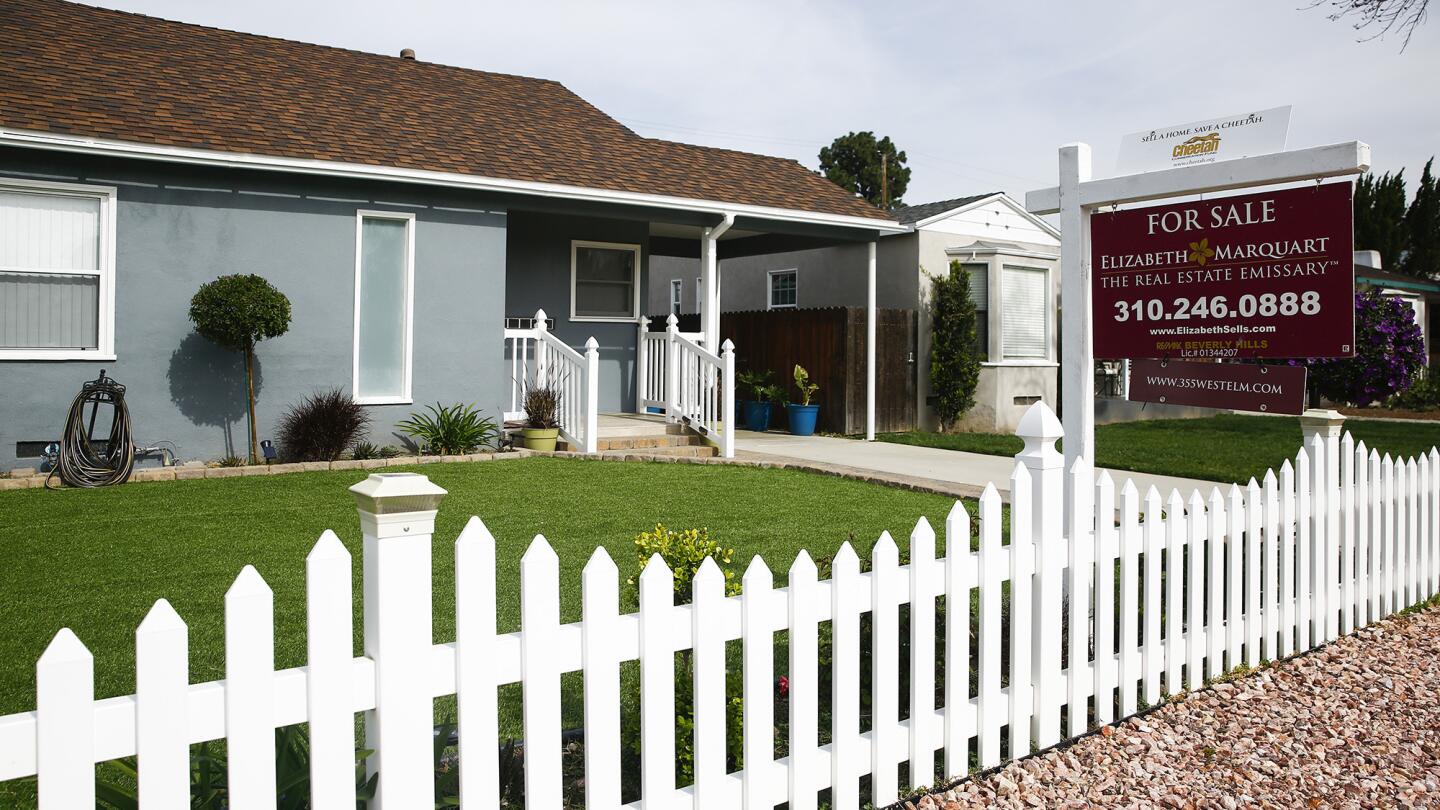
1403,159,1440,278
929,260,982,430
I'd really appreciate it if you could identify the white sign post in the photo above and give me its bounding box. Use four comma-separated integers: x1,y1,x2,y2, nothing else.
1027,140,1371,510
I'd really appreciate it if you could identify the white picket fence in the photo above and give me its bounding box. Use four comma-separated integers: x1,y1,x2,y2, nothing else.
2,402,1438,809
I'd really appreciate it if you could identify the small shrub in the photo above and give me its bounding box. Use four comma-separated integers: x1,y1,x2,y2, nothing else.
522,377,563,429
398,402,499,455
275,389,370,462
628,523,742,604
930,260,983,430
218,455,246,468
1391,366,1440,411
352,441,404,460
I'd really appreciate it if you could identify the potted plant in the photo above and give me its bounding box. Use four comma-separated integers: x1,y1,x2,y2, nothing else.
521,377,563,451
787,364,821,436
737,370,778,431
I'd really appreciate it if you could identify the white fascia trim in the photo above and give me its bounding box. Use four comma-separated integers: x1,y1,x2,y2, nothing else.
913,192,1063,240
945,245,1058,261
0,127,908,234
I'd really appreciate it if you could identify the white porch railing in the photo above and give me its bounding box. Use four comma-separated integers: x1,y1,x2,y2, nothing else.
635,315,702,412
503,308,599,453
636,314,734,458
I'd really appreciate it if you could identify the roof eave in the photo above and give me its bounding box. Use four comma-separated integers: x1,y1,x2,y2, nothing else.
0,127,907,234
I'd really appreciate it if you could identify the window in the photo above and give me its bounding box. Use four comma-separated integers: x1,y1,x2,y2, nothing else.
571,241,640,321
0,178,116,360
670,279,683,316
962,263,988,360
768,269,797,310
696,277,703,312
353,211,414,403
1001,265,1048,359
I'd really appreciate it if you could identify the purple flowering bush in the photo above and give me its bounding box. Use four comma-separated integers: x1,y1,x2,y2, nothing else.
1305,290,1427,406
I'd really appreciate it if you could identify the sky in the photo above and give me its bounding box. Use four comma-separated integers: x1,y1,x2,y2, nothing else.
84,0,1440,208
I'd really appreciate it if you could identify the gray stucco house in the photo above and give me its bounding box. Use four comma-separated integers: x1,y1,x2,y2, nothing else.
0,0,903,469
650,193,1062,432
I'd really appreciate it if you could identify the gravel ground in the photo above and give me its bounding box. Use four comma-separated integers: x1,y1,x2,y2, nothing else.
911,602,1440,809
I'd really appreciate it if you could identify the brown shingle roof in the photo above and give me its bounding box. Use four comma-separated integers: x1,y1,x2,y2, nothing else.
0,0,893,222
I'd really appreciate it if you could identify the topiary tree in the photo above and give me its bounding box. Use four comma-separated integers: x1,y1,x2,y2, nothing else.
1304,289,1426,406
189,275,292,463
929,260,983,430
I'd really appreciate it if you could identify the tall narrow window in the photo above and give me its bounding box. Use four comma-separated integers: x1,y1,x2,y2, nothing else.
353,211,414,403
962,263,988,360
670,279,683,316
1001,265,1047,359
768,269,797,309
571,241,640,321
0,178,116,359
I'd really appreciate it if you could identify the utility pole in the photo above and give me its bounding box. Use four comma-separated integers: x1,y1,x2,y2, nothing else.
881,152,889,209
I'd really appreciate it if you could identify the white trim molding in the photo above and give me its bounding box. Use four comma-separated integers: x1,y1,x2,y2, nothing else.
0,175,118,361
767,268,798,310
0,127,908,235
570,240,642,323
352,209,416,405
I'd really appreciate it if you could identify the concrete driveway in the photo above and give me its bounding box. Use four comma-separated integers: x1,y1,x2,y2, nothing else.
734,431,1225,501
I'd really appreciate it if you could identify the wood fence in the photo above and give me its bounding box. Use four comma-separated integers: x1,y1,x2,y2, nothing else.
2,401,1438,808
659,307,916,434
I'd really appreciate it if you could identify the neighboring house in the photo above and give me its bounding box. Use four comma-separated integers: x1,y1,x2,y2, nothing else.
1354,250,1438,360
0,0,903,468
649,192,1062,432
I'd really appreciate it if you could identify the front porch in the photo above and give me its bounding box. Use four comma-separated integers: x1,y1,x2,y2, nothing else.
498,207,900,458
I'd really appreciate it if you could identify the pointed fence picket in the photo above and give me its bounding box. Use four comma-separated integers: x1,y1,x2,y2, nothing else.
9,403,1440,810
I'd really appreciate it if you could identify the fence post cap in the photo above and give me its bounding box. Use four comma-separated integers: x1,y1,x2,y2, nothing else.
351,473,448,538
1299,408,1346,439
1014,400,1063,469
721,338,735,353
584,336,599,352
665,313,679,329
533,308,549,328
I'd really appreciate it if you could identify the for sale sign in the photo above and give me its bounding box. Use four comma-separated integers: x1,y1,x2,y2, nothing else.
1127,359,1309,415
1090,183,1354,360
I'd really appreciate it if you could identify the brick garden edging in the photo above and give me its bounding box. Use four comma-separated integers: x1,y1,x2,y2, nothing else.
1,447,985,502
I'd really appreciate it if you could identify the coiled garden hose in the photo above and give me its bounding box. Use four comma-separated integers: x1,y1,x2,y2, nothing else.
47,370,135,489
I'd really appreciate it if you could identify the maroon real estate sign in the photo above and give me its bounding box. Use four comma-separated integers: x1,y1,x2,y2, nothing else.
1090,183,1354,360
1127,359,1309,415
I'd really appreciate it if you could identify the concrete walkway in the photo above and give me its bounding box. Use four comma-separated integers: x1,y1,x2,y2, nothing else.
734,431,1224,501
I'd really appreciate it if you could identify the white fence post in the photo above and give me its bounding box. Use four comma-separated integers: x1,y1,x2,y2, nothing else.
1014,402,1063,747
721,339,736,459
353,472,448,809
584,337,600,453
636,316,650,415
533,308,550,385
665,314,681,423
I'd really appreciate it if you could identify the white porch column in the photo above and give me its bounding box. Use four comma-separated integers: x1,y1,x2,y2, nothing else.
352,472,448,809
866,240,877,441
701,228,719,350
635,316,650,415
1058,144,1094,483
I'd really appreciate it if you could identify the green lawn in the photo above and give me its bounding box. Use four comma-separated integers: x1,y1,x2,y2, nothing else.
879,414,1440,484
0,457,962,720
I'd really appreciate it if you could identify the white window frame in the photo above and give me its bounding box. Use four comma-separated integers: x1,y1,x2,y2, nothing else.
998,264,1051,362
352,210,416,405
0,176,118,360
670,278,683,316
767,268,798,310
696,276,703,312
570,240,641,322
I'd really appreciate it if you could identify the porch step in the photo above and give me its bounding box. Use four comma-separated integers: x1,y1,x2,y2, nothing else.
557,433,712,453
600,443,718,459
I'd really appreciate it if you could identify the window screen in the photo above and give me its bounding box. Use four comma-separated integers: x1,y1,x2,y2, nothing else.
573,243,638,319
1002,266,1047,359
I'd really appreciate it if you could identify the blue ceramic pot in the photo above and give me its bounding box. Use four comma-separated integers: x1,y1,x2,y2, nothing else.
787,404,820,436
743,400,772,431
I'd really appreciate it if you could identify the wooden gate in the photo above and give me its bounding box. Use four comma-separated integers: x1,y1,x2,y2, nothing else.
658,307,916,434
